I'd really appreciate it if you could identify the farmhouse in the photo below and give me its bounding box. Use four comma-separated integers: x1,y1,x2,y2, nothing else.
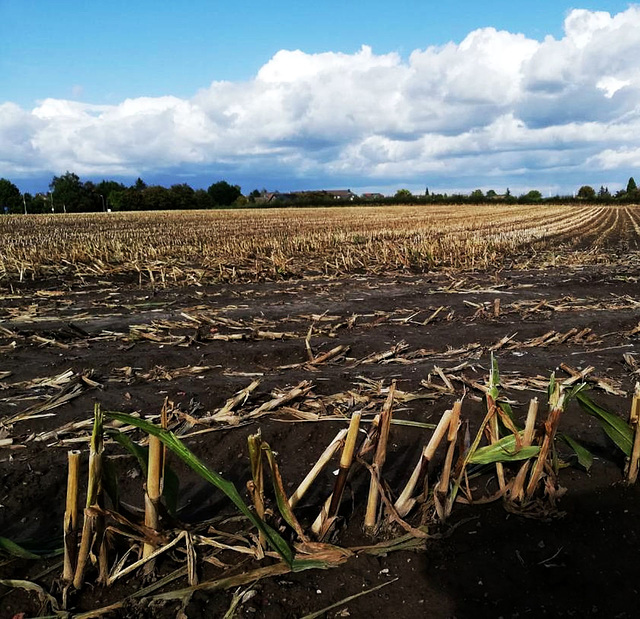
261,189,358,204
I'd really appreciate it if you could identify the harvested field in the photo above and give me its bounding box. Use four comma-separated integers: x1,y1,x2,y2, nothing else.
1,204,640,618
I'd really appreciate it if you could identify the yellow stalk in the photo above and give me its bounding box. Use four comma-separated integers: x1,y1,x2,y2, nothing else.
364,382,396,533
63,450,81,582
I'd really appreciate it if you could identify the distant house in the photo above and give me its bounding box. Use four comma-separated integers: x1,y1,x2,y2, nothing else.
265,189,359,204
361,192,384,200
260,191,282,204
323,189,358,201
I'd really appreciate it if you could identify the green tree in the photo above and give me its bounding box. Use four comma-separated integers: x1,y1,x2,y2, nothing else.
470,189,485,203
110,187,144,211
142,186,174,211
169,183,196,210
577,185,596,200
521,190,543,202
207,180,242,206
627,177,637,194
194,189,214,210
95,180,126,211
598,185,611,199
0,178,22,213
394,188,413,200
50,172,94,212
29,193,51,214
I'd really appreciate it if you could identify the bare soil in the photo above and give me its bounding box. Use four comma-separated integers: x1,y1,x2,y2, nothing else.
1,262,640,618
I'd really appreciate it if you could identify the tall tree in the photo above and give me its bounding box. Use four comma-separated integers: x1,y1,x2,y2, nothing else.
169,183,196,210
0,178,22,213
194,189,214,210
521,190,542,202
207,180,242,206
627,177,637,194
394,188,413,200
94,180,126,211
50,172,95,212
577,185,596,199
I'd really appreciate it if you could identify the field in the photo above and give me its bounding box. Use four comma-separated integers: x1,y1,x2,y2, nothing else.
1,204,640,618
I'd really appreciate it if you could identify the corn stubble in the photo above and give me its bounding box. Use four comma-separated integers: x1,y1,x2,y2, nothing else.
1,204,632,284
50,361,640,614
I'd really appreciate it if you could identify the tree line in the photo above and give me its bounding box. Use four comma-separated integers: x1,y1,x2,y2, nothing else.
0,173,244,214
1,172,640,214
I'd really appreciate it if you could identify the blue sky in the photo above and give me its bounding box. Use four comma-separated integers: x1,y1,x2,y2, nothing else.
1,1,640,195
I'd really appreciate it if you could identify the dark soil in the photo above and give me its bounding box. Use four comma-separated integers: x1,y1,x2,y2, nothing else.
1,262,639,618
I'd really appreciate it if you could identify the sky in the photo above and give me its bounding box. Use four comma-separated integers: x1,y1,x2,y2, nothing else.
1,1,640,196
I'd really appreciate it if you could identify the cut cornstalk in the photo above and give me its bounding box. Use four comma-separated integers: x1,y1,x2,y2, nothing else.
206,379,261,423
394,403,458,517
434,406,461,521
289,428,348,509
313,412,361,539
262,443,308,542
143,435,163,559
246,381,312,420
485,359,506,492
247,431,266,550
305,324,314,361
309,345,348,366
625,384,640,484
357,412,381,458
509,398,539,501
73,404,105,590
143,401,168,561
364,381,396,533
487,408,506,491
329,412,362,520
311,495,332,538
62,450,81,583
525,387,565,498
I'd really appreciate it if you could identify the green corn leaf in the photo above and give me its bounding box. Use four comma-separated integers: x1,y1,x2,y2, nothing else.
548,372,556,399
163,466,180,517
0,537,62,560
497,401,514,421
469,433,539,465
0,537,41,559
488,353,500,400
558,433,593,471
107,428,148,475
576,393,633,456
567,382,589,402
104,410,294,565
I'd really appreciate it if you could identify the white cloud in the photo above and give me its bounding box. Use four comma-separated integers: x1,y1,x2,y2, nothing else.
589,146,640,169
596,77,632,98
3,7,640,189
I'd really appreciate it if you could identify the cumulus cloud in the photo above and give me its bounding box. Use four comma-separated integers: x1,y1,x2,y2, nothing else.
4,7,640,190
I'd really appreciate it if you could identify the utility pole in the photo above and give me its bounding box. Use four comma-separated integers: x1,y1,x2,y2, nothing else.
22,194,27,215
92,191,107,212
